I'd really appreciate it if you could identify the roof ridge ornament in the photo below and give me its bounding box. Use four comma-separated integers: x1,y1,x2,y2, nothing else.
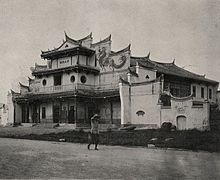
64,31,67,40
146,51,150,59
19,82,29,88
172,58,175,64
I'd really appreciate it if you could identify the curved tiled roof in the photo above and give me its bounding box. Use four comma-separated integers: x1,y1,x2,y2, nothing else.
41,32,92,54
19,82,29,89
91,35,111,46
131,56,218,84
65,32,92,43
109,44,131,56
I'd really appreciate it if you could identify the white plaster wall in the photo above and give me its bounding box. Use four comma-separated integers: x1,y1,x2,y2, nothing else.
119,83,131,124
120,81,162,126
81,38,92,48
132,67,156,83
72,56,78,65
7,93,14,124
98,70,125,87
78,55,87,65
0,108,8,126
161,99,210,130
52,59,58,69
89,54,96,66
130,82,161,126
62,72,78,88
78,73,96,86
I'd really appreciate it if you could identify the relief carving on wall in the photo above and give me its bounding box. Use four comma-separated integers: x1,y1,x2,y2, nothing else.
97,47,127,71
174,103,188,114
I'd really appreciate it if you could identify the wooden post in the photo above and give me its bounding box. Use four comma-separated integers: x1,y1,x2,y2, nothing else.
75,97,78,125
84,101,87,124
13,101,16,124
77,49,79,65
38,103,41,123
110,100,113,124
67,100,69,123
59,100,62,123
27,101,29,123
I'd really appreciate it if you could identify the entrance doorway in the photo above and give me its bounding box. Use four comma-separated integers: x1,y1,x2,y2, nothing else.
68,106,75,123
53,105,60,123
21,104,29,123
176,115,186,130
32,105,38,123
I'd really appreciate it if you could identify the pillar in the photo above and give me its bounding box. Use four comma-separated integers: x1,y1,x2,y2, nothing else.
119,82,131,125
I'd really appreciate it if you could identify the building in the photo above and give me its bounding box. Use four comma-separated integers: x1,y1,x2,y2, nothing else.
8,32,219,130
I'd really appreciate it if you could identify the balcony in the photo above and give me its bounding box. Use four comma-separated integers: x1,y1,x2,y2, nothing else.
34,83,119,94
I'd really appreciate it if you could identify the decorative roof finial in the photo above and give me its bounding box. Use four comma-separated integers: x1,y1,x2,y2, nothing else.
172,58,175,64
146,51,150,59
128,44,131,50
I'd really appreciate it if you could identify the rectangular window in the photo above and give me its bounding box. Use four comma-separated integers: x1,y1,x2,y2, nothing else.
86,56,89,66
42,107,46,119
192,86,196,97
201,87,204,98
54,74,62,86
209,89,212,99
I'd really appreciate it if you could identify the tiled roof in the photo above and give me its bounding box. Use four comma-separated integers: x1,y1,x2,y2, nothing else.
41,32,92,55
109,44,131,56
131,56,218,84
14,89,119,102
91,35,111,46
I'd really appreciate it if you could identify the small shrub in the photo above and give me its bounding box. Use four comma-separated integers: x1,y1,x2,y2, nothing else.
161,122,172,132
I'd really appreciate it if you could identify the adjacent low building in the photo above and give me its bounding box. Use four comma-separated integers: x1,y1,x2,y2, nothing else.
8,32,219,130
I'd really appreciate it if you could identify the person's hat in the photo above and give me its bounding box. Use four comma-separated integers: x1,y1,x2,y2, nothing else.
91,114,100,120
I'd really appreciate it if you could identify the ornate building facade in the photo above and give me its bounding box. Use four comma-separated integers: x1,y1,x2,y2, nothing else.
8,33,219,130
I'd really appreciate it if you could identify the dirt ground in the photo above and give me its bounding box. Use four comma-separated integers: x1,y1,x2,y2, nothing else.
0,138,219,179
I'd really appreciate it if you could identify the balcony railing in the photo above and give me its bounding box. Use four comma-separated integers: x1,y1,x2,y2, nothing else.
34,83,119,94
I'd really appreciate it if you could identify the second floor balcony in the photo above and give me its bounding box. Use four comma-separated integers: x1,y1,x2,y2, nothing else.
33,83,119,94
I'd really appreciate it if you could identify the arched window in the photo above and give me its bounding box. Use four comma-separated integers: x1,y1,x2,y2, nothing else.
80,75,87,84
42,79,47,86
70,75,75,83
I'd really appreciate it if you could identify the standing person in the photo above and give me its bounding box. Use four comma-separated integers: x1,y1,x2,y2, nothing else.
88,113,100,150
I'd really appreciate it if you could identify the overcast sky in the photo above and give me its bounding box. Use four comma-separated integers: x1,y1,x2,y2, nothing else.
0,0,220,103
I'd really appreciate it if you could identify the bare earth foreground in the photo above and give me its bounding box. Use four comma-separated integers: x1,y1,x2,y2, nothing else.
0,138,219,179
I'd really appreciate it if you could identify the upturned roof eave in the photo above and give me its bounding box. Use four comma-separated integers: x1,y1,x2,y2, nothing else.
32,64,100,76
41,46,95,59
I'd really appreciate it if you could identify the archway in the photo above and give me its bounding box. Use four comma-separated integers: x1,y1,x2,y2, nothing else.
176,115,186,130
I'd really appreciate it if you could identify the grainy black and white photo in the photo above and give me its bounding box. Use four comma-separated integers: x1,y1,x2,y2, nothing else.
0,0,220,179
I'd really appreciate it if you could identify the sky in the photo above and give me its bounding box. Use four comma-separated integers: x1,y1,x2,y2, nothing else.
0,0,220,103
